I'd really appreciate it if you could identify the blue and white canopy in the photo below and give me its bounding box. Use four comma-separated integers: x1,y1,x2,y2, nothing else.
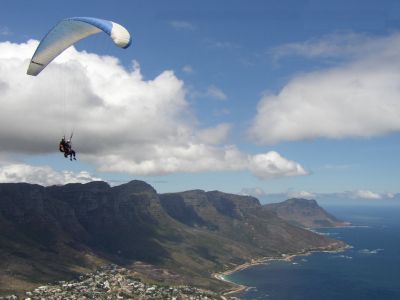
27,17,131,76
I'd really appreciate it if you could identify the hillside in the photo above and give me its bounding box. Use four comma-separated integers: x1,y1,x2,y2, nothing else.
264,198,351,228
0,181,345,296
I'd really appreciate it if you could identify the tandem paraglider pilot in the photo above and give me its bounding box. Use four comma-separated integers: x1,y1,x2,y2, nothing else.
59,137,76,161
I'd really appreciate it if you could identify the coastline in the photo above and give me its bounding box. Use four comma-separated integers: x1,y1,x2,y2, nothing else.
214,243,349,298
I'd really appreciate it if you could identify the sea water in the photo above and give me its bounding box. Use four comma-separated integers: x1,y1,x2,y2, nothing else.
225,206,400,300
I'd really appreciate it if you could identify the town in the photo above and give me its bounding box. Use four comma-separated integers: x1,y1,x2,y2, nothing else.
0,264,230,300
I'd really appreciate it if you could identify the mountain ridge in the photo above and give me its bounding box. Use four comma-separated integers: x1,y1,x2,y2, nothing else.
0,180,346,296
264,198,351,228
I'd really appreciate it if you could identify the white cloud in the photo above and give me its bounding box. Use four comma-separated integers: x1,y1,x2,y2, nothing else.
170,21,195,31
0,163,101,186
254,191,400,204
240,187,266,198
0,40,306,180
300,191,399,202
207,85,227,100
248,151,308,180
250,32,400,144
386,193,396,199
196,123,231,144
352,190,383,200
94,146,306,179
343,190,398,200
287,190,316,199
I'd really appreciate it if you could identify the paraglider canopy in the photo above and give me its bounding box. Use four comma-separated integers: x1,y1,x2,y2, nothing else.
27,17,131,76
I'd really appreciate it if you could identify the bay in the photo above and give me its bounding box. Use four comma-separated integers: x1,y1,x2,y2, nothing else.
225,206,400,300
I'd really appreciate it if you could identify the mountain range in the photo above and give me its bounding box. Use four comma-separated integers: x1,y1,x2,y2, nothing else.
0,180,346,296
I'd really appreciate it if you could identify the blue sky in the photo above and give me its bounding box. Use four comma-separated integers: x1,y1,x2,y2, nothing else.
0,0,399,203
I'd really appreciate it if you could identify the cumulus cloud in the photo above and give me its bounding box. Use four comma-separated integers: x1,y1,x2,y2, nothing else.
196,123,231,144
94,146,306,179
250,32,400,144
0,40,306,180
248,151,307,179
0,163,101,186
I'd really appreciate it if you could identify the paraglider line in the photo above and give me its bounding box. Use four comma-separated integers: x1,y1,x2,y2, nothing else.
31,61,44,66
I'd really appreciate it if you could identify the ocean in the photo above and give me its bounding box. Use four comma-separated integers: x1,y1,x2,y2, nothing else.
225,205,400,300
